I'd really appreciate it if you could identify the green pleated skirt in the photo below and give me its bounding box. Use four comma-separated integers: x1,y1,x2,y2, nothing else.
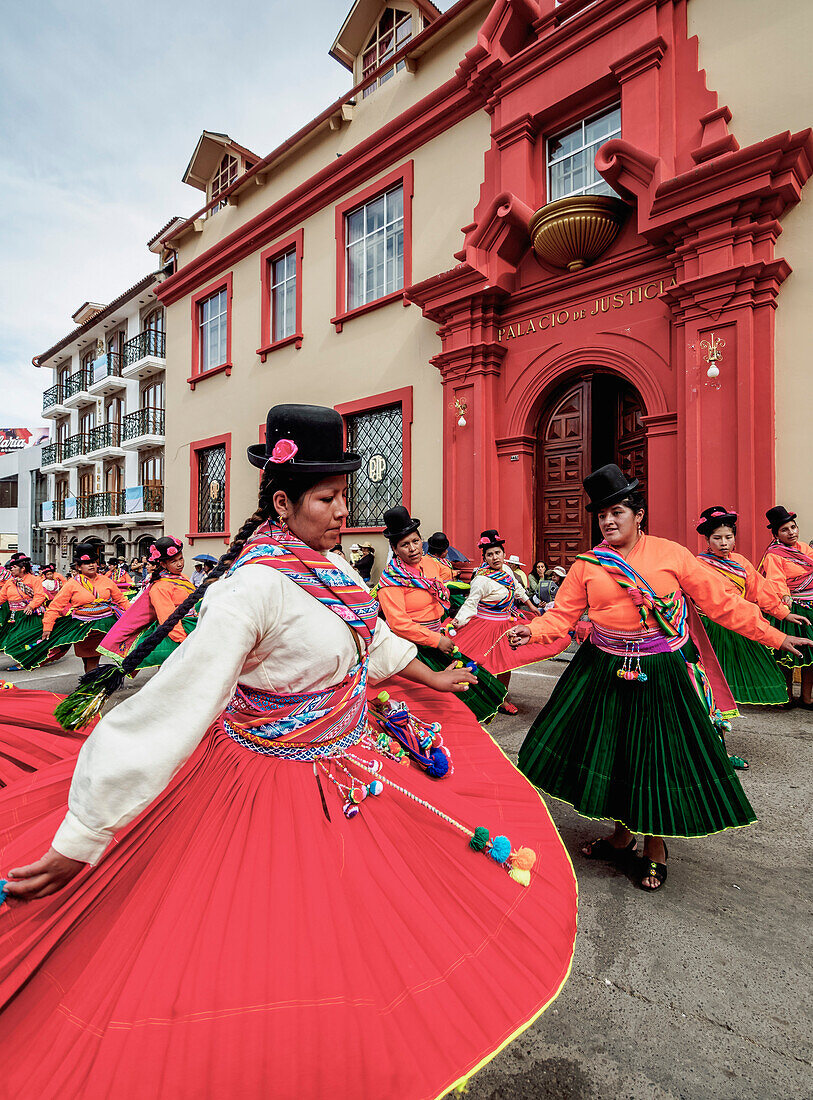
416,644,506,722
447,582,470,618
700,615,787,706
518,641,756,838
1,613,54,666
768,601,813,668
11,615,118,670
98,615,199,670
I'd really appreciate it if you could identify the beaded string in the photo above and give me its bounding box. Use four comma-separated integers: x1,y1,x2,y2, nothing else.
616,639,647,683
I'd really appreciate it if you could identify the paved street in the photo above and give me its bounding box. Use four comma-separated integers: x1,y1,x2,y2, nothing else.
1,652,810,1100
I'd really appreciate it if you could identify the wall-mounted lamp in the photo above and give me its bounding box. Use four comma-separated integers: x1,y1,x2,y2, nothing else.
700,332,725,381
451,397,468,427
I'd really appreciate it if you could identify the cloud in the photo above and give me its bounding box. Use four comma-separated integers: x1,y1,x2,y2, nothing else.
0,0,354,426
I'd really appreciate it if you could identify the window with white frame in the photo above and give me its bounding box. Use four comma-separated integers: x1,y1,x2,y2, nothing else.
211,154,238,208
361,8,413,97
271,249,297,342
346,185,404,311
547,105,621,201
198,288,228,372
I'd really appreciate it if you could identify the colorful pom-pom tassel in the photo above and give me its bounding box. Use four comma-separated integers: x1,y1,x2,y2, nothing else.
508,866,531,887
427,748,449,779
469,826,489,852
488,835,512,863
0,879,8,906
342,800,359,819
510,847,536,871
368,780,384,797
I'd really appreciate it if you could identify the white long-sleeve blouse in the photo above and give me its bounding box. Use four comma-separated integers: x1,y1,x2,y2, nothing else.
52,554,416,865
454,572,531,627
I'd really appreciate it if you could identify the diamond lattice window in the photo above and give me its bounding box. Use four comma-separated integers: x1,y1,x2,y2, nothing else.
346,405,403,528
197,444,226,532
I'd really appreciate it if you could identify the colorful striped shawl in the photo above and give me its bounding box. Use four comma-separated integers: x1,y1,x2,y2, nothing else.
473,567,516,614
759,541,813,598
230,521,379,648
577,545,687,638
377,556,450,609
696,552,748,597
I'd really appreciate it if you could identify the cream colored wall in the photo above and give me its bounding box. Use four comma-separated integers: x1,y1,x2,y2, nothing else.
690,0,813,529
164,106,492,573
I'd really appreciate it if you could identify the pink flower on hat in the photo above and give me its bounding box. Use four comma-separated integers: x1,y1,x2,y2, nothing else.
269,439,299,464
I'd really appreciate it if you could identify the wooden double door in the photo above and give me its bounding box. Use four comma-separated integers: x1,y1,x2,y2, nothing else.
536,374,647,568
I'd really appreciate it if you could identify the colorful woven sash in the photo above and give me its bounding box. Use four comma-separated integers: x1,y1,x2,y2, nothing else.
590,622,686,657
759,541,813,601
70,575,114,622
377,557,450,609
478,569,516,615
230,521,378,647
222,665,368,760
577,546,687,638
7,578,42,615
697,552,748,597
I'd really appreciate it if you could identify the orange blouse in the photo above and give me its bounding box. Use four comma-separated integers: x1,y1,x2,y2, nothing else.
426,555,455,583
149,575,195,644
0,573,47,611
696,552,789,619
760,540,813,600
378,556,448,648
43,575,130,632
528,534,785,649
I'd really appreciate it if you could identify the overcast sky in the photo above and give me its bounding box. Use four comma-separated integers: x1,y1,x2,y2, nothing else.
0,0,380,428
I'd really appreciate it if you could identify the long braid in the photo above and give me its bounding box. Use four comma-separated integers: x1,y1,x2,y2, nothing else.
55,465,324,730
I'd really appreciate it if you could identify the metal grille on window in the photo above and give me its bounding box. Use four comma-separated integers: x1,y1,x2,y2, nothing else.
346,405,402,528
197,445,226,532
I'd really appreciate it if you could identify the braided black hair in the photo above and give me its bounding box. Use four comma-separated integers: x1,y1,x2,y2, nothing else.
55,465,326,730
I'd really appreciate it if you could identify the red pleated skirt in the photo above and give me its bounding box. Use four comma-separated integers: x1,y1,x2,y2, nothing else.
0,689,87,787
452,614,566,675
0,679,577,1100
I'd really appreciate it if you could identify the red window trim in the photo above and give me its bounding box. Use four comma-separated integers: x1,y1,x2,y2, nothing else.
188,272,234,389
334,386,413,534
257,229,304,361
187,432,231,545
331,161,414,333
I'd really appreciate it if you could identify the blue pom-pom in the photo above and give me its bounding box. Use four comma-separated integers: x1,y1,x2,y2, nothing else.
427,748,449,778
488,835,511,863
465,660,478,673
368,780,384,796
0,879,8,907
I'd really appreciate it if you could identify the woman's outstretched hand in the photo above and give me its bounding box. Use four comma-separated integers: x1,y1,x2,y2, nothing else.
779,636,813,658
785,612,810,627
508,625,532,648
3,847,85,902
432,668,477,694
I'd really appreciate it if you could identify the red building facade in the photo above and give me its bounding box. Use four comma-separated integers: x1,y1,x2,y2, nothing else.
408,0,812,565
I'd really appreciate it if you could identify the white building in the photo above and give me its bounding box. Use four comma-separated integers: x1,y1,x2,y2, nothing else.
33,251,173,571
0,444,46,561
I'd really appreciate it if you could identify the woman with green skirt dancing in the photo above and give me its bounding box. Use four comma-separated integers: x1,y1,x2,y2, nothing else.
510,465,811,892
0,553,49,664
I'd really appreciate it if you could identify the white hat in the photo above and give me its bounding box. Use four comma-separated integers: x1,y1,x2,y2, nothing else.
506,554,525,566
350,543,360,551
551,565,567,578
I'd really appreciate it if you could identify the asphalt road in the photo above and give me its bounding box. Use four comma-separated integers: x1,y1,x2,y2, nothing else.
1,652,810,1099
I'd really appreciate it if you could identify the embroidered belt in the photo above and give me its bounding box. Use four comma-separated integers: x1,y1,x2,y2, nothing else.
476,605,518,622
221,660,369,762
419,616,443,631
8,601,41,614
590,621,689,657
72,602,114,622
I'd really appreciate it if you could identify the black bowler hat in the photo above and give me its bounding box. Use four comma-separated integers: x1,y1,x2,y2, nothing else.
247,404,362,474
5,552,31,569
697,505,738,536
583,464,640,512
427,531,449,555
73,541,99,564
383,506,421,543
766,505,797,531
478,529,505,554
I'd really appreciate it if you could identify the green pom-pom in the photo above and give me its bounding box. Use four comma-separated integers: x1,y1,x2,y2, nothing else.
469,826,490,852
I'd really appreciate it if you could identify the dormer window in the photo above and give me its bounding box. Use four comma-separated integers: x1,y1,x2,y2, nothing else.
211,154,238,209
362,8,412,96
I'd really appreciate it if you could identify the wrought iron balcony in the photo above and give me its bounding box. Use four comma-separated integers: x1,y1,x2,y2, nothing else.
64,367,94,398
62,433,88,460
142,484,164,512
41,499,66,522
41,442,63,466
124,329,165,366
123,407,165,440
87,423,123,452
81,491,125,518
43,384,65,410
